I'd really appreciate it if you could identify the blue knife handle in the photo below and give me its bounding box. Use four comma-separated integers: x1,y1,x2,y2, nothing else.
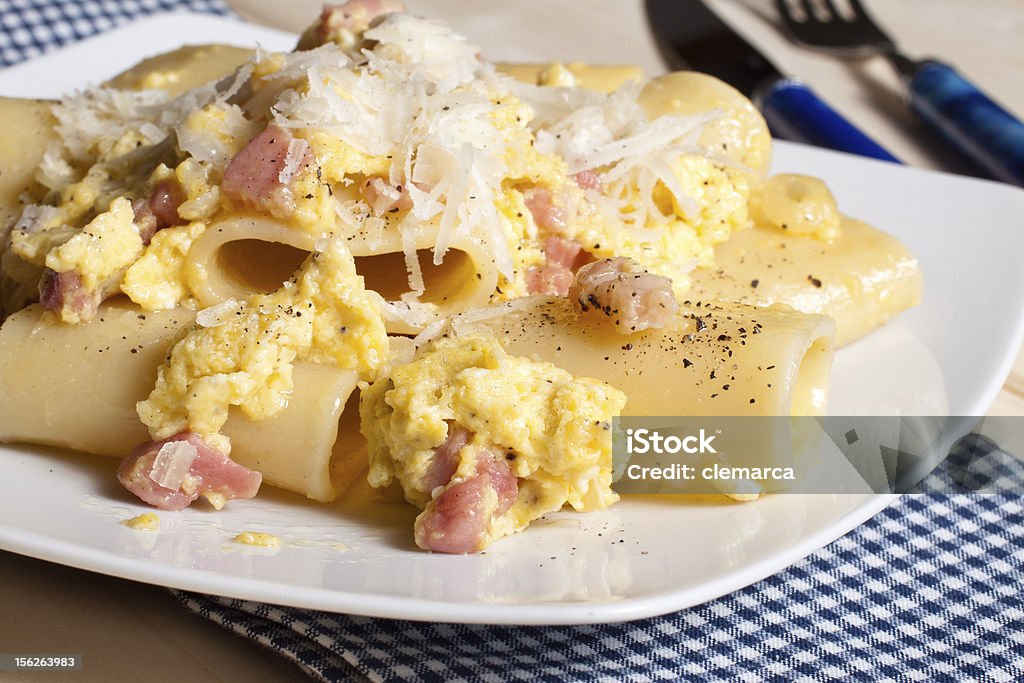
909,60,1024,186
758,78,901,163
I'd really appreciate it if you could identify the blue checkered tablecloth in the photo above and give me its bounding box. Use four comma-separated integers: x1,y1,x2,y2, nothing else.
3,3,1023,681
170,439,1024,683
173,493,1024,682
0,0,229,66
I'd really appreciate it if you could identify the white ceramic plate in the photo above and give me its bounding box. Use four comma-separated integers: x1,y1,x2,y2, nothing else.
2,14,1024,626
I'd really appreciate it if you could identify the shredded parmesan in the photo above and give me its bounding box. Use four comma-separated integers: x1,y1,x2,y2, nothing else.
37,11,742,326
412,297,541,347
399,217,425,294
138,122,166,145
411,317,449,348
450,298,538,336
217,63,254,103
378,296,440,329
176,103,257,169
281,138,311,184
36,144,76,192
363,14,481,91
151,440,198,490
196,298,243,328
530,82,718,229
13,204,59,235
51,88,171,161
271,14,522,291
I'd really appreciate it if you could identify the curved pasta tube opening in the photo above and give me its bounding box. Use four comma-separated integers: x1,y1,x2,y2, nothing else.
215,238,310,296
789,334,834,417
211,237,479,309
186,215,497,333
187,216,316,306
356,248,476,305
223,362,357,503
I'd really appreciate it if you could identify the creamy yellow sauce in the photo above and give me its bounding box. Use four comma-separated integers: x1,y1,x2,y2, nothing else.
136,238,386,453
232,531,282,548
123,512,160,531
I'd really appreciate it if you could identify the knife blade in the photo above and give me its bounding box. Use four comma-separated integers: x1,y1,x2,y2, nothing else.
645,0,900,163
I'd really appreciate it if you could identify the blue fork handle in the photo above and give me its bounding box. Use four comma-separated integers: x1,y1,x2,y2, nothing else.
757,77,901,163
909,60,1024,186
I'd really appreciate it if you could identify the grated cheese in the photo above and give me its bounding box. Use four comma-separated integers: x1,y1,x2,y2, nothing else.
51,88,171,162
272,14,521,290
196,298,243,328
151,440,198,490
176,102,258,170
531,82,718,229
280,138,311,184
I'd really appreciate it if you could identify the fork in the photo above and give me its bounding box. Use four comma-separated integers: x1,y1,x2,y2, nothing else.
776,0,1024,186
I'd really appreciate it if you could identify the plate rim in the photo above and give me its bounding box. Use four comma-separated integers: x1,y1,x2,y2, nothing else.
0,493,894,625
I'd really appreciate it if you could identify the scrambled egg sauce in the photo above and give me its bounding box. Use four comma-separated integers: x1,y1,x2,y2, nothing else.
233,531,282,548
123,512,160,531
570,155,751,295
361,334,626,550
138,238,386,453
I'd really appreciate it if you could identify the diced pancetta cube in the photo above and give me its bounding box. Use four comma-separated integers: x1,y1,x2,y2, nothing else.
569,257,680,333
117,432,262,511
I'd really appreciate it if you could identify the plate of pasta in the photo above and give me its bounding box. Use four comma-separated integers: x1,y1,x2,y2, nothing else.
1,5,1023,625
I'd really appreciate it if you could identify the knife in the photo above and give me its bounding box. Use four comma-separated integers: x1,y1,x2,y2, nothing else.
645,0,900,163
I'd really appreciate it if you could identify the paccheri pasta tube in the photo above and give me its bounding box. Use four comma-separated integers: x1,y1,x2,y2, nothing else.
0,293,833,503
184,214,501,335
689,217,923,346
440,295,835,417
0,301,364,502
0,98,55,317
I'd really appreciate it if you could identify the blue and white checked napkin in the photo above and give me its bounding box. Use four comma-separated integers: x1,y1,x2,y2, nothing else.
3,3,1023,681
0,0,229,66
169,438,1024,682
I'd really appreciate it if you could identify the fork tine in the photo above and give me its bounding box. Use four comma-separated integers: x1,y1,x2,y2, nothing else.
775,0,796,23
796,0,817,23
846,0,896,45
819,0,846,22
778,0,898,55
847,0,870,19
778,0,819,26
775,0,801,31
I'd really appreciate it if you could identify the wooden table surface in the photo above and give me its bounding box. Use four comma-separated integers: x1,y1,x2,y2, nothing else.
3,1,1023,681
